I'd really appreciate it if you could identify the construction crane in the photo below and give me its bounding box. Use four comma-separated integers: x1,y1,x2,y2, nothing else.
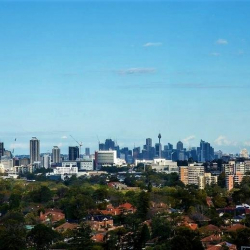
12,138,17,157
70,135,83,160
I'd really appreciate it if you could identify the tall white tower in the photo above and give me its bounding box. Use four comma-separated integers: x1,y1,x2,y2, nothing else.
30,137,40,164
52,146,61,163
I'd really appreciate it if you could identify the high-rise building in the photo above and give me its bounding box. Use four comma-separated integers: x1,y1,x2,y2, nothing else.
133,147,141,160
99,143,105,151
155,143,162,158
146,138,152,151
85,147,90,156
199,140,214,162
69,146,79,161
42,154,51,169
19,157,30,166
105,139,115,150
95,150,117,169
30,137,40,164
52,146,61,163
176,141,183,151
0,142,4,157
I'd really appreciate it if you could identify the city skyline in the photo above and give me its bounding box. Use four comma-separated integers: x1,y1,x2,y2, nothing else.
0,134,247,156
1,1,250,154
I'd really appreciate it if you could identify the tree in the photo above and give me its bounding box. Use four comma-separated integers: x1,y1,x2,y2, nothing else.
229,228,250,248
170,227,203,250
27,224,59,250
60,194,95,220
151,216,171,241
69,223,93,250
213,194,227,208
218,172,226,188
9,192,22,210
140,224,151,247
147,182,153,192
29,185,53,203
104,228,126,250
0,212,26,250
136,191,150,221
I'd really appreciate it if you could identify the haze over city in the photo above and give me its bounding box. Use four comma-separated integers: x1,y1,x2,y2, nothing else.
1,1,250,154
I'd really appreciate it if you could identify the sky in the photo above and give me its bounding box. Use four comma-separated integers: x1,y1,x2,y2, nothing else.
0,0,250,154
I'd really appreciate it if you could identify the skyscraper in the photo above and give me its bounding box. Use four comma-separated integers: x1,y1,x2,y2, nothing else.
146,138,152,151
0,142,4,157
42,154,51,169
176,141,183,151
199,140,214,162
69,146,79,161
85,147,90,156
52,146,61,163
105,139,115,150
30,137,40,164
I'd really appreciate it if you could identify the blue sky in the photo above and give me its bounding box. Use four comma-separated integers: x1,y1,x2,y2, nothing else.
0,0,250,154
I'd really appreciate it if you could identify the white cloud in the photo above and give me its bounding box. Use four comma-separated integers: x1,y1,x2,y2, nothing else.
118,68,156,75
183,135,195,144
61,136,67,139
214,136,237,146
243,141,250,146
211,52,220,56
143,42,162,47
216,39,228,45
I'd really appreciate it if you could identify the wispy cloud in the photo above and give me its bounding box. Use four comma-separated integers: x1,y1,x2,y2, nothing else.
216,39,228,45
244,141,250,146
61,136,67,139
214,136,237,146
211,52,220,57
183,135,195,145
117,68,156,75
143,42,162,47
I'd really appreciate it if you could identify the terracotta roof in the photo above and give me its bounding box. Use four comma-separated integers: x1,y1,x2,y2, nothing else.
207,242,237,250
182,215,195,224
44,208,64,214
224,224,246,232
201,234,222,243
183,222,198,230
119,202,134,210
199,224,221,234
55,222,78,231
92,233,105,242
151,202,168,208
207,246,221,250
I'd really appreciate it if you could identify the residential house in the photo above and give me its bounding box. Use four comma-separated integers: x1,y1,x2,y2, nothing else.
40,208,65,224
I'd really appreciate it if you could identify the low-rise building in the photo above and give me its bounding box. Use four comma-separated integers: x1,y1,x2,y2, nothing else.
85,215,114,231
40,209,65,223
151,159,178,174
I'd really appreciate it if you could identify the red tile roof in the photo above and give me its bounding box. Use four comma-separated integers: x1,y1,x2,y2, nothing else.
224,224,246,232
55,222,78,232
199,224,221,234
207,242,237,250
201,234,222,243
92,233,105,242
